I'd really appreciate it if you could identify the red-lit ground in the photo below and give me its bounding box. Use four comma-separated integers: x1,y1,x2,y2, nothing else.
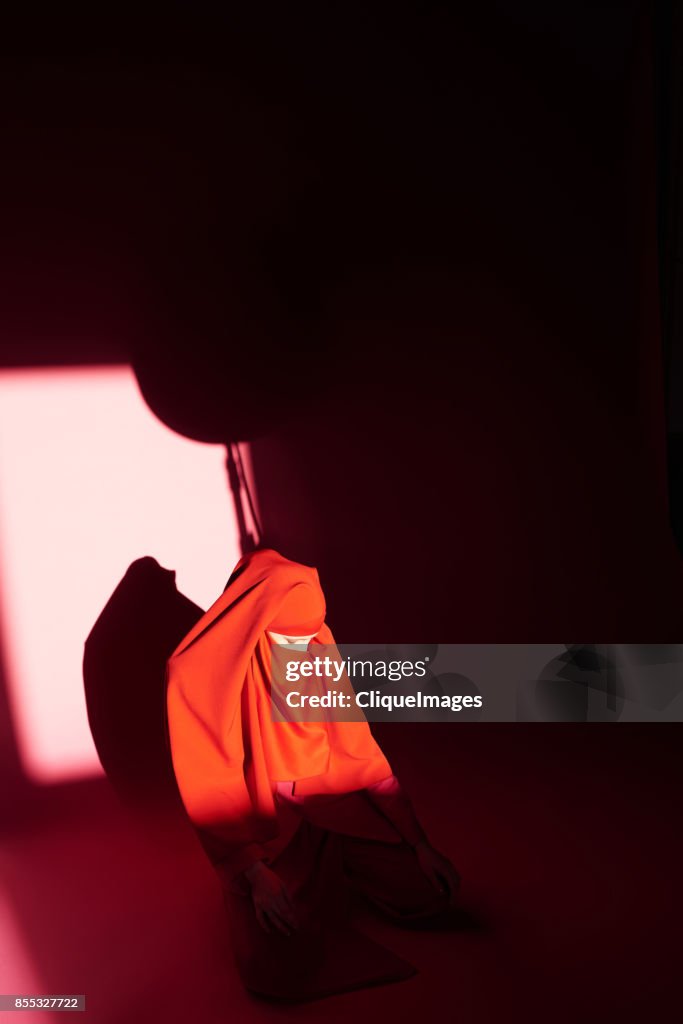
1,723,679,1024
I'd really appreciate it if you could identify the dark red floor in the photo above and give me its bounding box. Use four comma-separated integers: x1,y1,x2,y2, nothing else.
2,723,680,1023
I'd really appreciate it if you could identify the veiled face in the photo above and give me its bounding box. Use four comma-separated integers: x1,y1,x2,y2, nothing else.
267,630,317,649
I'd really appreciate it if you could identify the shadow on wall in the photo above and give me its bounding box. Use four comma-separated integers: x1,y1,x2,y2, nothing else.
0,6,677,648
519,643,683,722
83,557,204,806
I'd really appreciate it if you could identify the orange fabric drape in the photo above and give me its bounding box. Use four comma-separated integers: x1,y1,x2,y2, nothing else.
165,548,392,872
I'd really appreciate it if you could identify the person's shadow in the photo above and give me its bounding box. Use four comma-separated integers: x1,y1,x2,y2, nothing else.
83,557,204,806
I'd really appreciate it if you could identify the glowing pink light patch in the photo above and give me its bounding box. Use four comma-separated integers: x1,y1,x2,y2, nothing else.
0,882,41,998
0,366,253,784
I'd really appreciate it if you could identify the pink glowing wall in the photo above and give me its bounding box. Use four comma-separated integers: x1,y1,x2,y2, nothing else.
0,366,254,783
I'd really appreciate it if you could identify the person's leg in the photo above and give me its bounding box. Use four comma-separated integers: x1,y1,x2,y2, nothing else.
222,875,327,999
342,836,453,925
222,820,343,999
222,823,417,1000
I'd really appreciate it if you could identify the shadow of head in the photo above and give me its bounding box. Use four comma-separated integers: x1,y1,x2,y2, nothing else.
83,556,204,805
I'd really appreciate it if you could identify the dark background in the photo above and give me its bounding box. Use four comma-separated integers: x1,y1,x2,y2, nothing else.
1,3,682,1021
1,2,683,634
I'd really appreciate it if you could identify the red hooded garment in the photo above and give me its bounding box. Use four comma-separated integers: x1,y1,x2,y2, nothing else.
165,548,395,877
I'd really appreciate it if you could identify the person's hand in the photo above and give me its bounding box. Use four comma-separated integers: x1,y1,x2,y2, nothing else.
414,841,461,907
244,861,299,936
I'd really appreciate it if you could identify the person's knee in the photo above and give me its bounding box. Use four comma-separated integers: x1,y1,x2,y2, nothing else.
412,884,452,919
354,849,453,921
382,882,451,921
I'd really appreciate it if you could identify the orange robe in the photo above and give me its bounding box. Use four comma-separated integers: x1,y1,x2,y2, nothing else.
166,548,445,999
165,547,395,875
